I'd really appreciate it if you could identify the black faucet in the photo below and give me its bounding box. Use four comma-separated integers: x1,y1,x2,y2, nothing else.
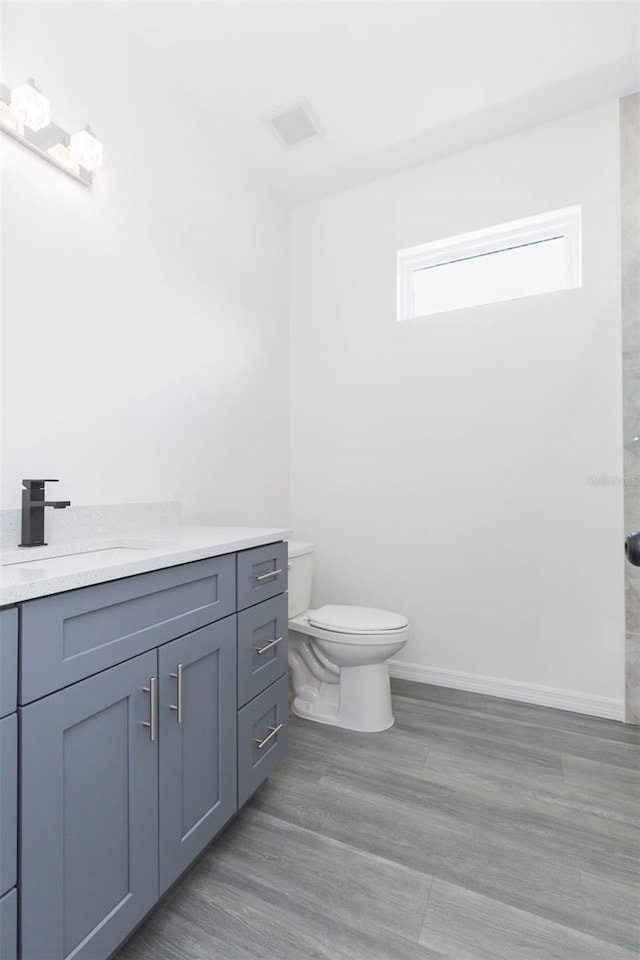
20,479,71,547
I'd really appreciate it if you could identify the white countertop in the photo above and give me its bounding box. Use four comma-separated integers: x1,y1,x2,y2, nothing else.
0,525,292,605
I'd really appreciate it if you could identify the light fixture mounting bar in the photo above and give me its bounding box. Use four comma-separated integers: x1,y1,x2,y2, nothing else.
0,116,92,186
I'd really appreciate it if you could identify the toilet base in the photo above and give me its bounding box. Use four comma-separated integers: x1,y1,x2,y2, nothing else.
292,662,395,733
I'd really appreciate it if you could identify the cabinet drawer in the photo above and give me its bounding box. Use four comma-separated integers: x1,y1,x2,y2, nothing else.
238,674,288,807
237,595,288,708
236,542,287,611
0,716,16,898
0,611,17,720
0,888,17,960
20,555,236,704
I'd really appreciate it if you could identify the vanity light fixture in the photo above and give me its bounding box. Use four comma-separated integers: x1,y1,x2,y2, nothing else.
0,78,103,186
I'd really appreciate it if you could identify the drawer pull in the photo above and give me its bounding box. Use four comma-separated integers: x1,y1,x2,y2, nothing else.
255,723,283,750
169,663,184,723
142,676,158,742
255,568,283,582
255,636,283,655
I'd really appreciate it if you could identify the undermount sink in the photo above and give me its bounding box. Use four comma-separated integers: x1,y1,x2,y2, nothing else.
0,540,173,571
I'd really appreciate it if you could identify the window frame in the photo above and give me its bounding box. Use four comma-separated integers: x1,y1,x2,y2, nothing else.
396,205,582,322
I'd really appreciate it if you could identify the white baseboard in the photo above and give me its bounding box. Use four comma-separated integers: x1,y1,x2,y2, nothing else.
389,661,624,721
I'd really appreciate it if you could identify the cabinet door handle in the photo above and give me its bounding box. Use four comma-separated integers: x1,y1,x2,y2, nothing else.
255,568,283,582
255,636,283,655
254,723,283,750
142,677,158,742
169,663,184,724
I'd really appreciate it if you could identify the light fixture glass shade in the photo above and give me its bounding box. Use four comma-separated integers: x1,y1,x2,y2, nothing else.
47,143,80,175
69,128,103,171
10,82,50,131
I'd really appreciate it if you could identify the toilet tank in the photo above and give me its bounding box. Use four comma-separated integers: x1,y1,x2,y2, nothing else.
287,541,315,618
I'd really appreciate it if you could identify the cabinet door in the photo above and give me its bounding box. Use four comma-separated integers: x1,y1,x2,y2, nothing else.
0,715,16,897
158,618,237,894
0,609,17,719
21,651,159,960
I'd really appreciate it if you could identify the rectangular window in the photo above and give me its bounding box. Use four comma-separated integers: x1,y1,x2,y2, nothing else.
396,206,581,321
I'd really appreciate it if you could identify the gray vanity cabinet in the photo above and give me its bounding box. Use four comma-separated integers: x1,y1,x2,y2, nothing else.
20,651,159,960
158,618,237,894
12,542,288,960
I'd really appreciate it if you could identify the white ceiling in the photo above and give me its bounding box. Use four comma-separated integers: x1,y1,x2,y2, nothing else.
114,1,639,205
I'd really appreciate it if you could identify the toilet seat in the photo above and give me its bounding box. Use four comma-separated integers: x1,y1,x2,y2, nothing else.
307,604,409,635
289,611,409,646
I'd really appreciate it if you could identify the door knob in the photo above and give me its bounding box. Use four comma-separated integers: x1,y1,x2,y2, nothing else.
625,531,640,566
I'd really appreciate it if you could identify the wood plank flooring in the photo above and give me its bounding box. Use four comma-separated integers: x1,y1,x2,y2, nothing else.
117,679,640,960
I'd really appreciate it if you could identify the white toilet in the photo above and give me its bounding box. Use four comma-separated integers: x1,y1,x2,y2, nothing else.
287,541,409,732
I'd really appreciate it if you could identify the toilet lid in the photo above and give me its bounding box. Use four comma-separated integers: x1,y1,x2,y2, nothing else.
308,605,408,635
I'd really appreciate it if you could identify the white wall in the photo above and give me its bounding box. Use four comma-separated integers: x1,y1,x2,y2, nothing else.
290,103,625,709
0,2,289,526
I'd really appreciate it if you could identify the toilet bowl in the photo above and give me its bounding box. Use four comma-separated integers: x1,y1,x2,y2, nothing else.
287,543,409,732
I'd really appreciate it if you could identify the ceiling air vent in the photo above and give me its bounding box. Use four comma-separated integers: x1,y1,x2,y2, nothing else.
264,98,324,149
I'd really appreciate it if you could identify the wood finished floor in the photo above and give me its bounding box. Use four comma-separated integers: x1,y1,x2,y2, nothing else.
117,679,640,960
